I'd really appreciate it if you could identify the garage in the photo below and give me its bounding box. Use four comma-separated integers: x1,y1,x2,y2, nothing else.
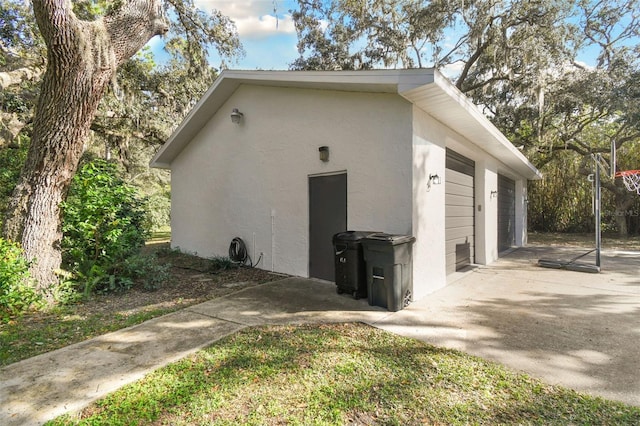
498,174,516,253
152,69,541,298
445,149,475,273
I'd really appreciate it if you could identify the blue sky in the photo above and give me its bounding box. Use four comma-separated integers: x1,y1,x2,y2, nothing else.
148,0,300,70
202,0,300,69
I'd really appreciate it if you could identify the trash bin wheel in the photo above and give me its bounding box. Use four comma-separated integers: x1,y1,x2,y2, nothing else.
402,289,412,308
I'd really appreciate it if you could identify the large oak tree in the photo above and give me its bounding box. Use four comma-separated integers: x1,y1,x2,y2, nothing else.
2,0,169,294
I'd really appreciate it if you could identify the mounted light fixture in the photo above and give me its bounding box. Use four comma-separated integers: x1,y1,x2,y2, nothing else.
491,190,499,198
230,108,244,124
319,146,330,162
428,173,442,185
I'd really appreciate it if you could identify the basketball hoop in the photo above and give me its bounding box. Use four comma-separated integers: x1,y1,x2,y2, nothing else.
615,170,640,195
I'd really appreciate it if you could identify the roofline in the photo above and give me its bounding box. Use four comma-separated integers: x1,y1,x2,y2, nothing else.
400,71,542,180
150,69,541,180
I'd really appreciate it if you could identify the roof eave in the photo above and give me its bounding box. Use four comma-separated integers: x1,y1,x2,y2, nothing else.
400,71,542,180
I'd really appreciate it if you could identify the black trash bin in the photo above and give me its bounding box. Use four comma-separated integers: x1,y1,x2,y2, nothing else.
361,233,416,311
332,231,377,299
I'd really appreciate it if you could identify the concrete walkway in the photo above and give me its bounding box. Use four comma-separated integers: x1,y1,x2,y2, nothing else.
1,246,639,425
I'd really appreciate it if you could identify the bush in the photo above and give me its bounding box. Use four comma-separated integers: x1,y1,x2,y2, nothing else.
61,160,154,295
0,238,41,321
119,253,171,291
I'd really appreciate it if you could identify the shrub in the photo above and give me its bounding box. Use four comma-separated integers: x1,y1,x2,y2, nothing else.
119,253,171,291
61,159,153,295
209,256,239,272
0,238,41,321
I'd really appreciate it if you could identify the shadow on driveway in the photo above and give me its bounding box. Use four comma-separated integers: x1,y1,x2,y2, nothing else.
373,245,640,406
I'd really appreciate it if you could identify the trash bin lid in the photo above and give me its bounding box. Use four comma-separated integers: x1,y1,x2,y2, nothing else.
362,232,416,245
333,230,380,243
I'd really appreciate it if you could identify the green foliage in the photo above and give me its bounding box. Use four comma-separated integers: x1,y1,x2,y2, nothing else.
0,0,42,59
528,152,596,233
0,238,41,321
118,253,171,292
0,142,28,220
142,189,170,232
61,160,153,295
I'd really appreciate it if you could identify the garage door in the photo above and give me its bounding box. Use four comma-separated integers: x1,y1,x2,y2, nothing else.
445,149,475,274
498,174,516,253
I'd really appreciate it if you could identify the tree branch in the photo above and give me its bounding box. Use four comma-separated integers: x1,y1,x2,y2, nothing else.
0,66,44,90
104,0,169,66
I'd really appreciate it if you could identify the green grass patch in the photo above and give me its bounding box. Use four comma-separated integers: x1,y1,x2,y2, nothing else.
0,306,178,366
48,323,640,425
147,229,171,244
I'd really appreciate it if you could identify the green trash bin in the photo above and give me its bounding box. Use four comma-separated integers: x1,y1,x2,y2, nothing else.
361,233,415,312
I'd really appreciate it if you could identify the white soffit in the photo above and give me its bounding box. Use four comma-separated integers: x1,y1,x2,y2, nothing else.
400,72,541,180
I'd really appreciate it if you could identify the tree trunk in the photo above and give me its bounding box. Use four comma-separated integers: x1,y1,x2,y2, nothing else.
2,0,168,297
613,193,635,238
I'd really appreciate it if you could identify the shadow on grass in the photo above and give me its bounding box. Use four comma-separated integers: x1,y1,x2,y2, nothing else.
49,324,640,425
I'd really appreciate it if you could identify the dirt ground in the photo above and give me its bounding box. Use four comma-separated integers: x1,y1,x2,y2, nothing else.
76,242,284,317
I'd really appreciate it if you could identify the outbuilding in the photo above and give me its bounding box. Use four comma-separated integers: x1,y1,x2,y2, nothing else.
151,69,541,300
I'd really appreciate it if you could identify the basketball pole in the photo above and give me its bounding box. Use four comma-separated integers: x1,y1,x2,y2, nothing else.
595,153,601,269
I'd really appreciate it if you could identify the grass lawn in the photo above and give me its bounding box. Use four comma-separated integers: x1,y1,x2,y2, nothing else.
0,306,179,366
48,323,639,425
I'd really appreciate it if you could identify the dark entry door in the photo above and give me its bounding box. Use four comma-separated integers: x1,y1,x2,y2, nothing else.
309,173,347,281
498,174,516,253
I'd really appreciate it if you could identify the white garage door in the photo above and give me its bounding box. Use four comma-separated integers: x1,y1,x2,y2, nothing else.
445,149,475,274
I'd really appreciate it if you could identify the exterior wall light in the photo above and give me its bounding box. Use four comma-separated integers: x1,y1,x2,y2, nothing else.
319,146,330,162
429,173,442,185
490,190,499,198
230,108,244,124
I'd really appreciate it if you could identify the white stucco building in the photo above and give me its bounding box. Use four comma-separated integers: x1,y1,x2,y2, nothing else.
151,69,541,301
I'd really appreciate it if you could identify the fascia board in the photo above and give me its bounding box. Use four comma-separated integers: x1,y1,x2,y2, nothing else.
401,70,542,180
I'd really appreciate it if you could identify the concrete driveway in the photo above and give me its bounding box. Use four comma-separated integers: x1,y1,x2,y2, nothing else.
1,245,638,425
374,245,640,407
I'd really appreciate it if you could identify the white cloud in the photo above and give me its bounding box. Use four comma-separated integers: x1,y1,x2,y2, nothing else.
234,14,296,38
441,61,465,78
195,0,296,38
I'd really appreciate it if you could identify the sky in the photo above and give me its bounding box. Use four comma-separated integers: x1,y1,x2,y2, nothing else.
150,0,300,70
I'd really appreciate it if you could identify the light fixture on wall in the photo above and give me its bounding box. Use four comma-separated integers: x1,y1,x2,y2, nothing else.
428,173,442,185
319,146,330,162
230,108,244,124
491,190,499,198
